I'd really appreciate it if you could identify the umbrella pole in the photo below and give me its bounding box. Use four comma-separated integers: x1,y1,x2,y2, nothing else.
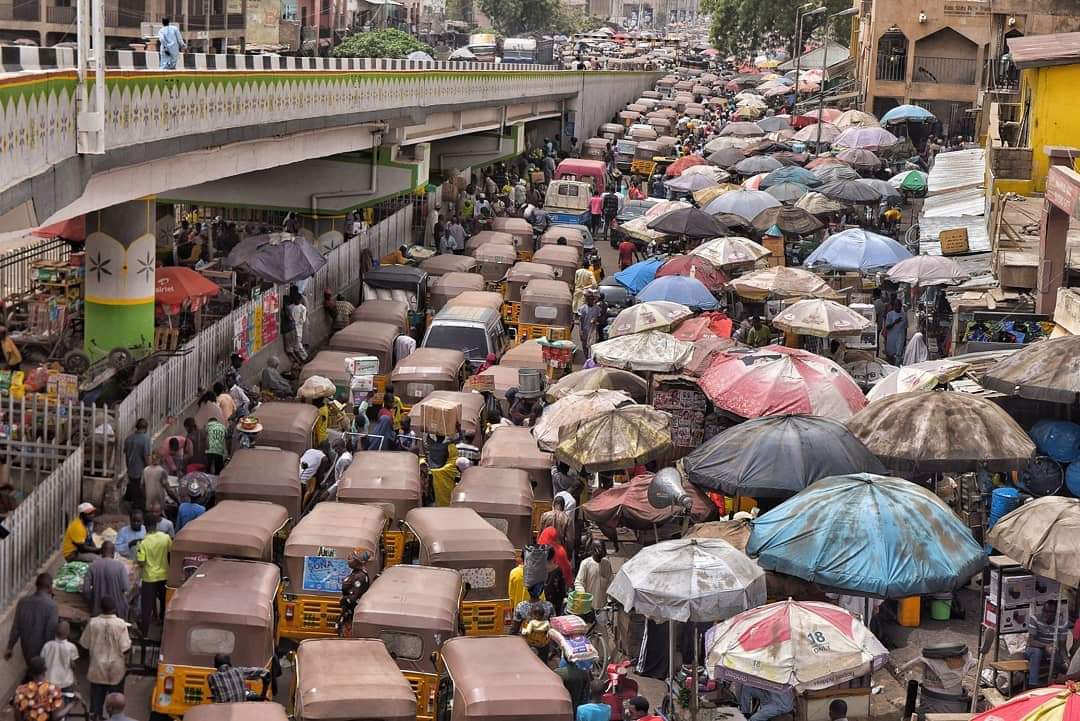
669,620,677,712
1050,584,1063,683
692,625,700,721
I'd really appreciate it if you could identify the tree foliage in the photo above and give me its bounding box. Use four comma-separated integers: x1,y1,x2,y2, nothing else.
331,28,434,58
476,0,558,35
700,0,849,58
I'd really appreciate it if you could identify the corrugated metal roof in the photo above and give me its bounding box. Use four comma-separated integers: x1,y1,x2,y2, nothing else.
778,44,851,72
1008,31,1080,70
919,148,990,255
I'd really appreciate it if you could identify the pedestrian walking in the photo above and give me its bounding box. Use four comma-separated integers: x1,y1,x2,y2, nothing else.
82,541,131,618
40,621,78,691
157,17,186,70
80,596,131,720
122,419,151,509
135,515,171,635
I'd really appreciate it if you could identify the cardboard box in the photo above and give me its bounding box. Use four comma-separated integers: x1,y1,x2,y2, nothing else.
761,235,785,267
983,600,1029,632
939,228,969,256
419,398,461,437
988,571,1060,606
345,355,380,377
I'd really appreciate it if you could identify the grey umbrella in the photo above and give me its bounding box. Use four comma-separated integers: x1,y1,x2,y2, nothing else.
758,116,792,132
703,189,782,218
733,155,783,176
856,178,902,201
665,173,721,193
982,335,1080,403
228,234,327,284
707,147,747,170
818,179,882,204
764,181,810,204
813,165,860,183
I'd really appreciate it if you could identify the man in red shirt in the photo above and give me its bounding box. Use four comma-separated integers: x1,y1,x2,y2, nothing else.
626,695,663,721
618,237,636,270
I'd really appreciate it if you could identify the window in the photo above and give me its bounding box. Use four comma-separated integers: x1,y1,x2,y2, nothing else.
482,516,509,535
380,631,423,661
188,628,236,656
406,382,435,398
424,326,488,361
532,305,559,321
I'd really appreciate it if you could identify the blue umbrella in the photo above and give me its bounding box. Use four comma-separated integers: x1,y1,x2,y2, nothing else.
747,473,986,598
803,228,912,271
760,166,821,189
613,258,663,294
636,275,720,310
880,104,936,125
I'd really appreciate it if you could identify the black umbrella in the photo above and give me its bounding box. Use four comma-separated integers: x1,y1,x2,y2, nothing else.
646,207,730,238
707,147,747,170
758,116,792,132
684,414,886,498
733,155,783,176
818,179,882,204
227,234,327,284
751,206,825,235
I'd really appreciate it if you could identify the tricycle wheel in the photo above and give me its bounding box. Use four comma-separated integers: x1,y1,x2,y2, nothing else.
107,346,134,370
63,349,92,375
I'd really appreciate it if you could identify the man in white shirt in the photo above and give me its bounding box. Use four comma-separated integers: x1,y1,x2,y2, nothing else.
299,448,327,486
394,333,417,364
574,541,612,608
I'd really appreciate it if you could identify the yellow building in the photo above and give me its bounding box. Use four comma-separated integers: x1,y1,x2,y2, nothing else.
996,31,1080,193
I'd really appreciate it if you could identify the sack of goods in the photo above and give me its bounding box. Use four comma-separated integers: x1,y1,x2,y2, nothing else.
523,544,549,588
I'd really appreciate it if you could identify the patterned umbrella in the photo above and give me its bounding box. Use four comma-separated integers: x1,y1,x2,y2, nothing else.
545,367,648,403
706,599,889,691
703,189,781,218
591,330,694,372
607,301,694,338
772,298,873,338
865,359,971,402
554,405,673,473
835,109,881,129
698,346,867,420
532,389,635,452
748,474,986,598
730,266,843,300
846,390,1036,472
691,236,771,267
656,255,728,291
751,206,824,235
608,539,766,623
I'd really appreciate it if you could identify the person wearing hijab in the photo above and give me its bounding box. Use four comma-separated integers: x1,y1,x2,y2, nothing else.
903,328,930,366
476,352,497,374
364,407,397,451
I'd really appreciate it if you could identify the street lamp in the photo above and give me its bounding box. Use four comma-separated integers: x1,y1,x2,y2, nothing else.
813,6,860,152
793,4,826,112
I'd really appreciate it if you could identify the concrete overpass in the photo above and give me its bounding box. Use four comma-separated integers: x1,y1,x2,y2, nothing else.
0,49,662,228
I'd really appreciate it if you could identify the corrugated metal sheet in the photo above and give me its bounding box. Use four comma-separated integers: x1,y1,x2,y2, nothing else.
927,149,985,193
919,148,989,255
1009,31,1080,70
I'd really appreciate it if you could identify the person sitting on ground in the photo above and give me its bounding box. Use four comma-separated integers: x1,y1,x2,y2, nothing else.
259,356,292,398
738,683,795,721
381,245,410,266
208,653,269,704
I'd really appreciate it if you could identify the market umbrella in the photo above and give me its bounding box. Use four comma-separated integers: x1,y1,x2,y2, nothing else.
804,228,912,271
637,275,720,310
694,185,740,206
886,254,969,286
835,148,882,171
691,236,771,267
880,104,937,125
227,234,327,284
665,173,720,194
793,122,841,144
699,346,867,420
865,359,971,402
834,127,899,151
817,178,882,204
613,257,664,294
795,191,849,215
730,266,843,301
845,358,899,390
705,136,753,153
684,415,885,497
855,178,902,203
760,166,821,189
591,330,693,372
707,147,748,169
583,472,718,535
609,538,766,623
764,181,810,204
751,206,824,235
982,335,1080,403
986,497,1080,588
706,599,889,691
155,266,221,308
33,216,85,241
532,389,635,452
607,300,694,338
806,156,847,170
546,367,648,403
733,156,782,176
758,116,792,132
813,165,861,184
772,298,873,338
554,405,673,473
666,155,708,177
769,149,806,165
646,208,730,239
703,189,781,219
620,217,669,245
846,390,1036,472
644,200,694,222
656,255,728,291
718,121,765,138
835,110,881,130
686,518,752,549
802,108,843,123
681,164,732,183
748,473,987,597
742,173,769,191
889,169,929,194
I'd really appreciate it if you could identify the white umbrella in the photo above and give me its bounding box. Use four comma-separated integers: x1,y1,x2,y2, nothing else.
532,389,634,452
886,255,970,286
591,330,693,372
691,236,771,266
772,298,873,338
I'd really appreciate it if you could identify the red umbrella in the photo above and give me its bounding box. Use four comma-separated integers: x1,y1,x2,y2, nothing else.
970,686,1080,721
683,335,744,377
673,313,735,342
666,155,708,177
698,345,867,420
791,115,819,130
156,266,220,311
656,254,728,291
32,216,85,241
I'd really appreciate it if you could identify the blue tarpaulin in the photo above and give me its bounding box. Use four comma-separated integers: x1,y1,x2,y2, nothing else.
747,473,986,598
614,258,663,294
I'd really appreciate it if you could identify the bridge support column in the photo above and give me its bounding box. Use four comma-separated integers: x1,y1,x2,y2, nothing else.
84,198,159,361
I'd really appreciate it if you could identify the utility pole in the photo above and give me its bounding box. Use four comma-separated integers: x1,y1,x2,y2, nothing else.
793,4,824,114
76,0,105,154
814,7,859,152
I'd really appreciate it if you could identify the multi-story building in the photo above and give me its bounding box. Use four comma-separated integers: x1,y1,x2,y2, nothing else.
0,0,282,49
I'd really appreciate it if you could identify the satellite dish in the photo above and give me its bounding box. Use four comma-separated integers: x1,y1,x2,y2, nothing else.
647,467,692,513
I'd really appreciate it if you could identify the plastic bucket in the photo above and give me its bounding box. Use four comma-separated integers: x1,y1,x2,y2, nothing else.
517,368,544,397
567,590,594,615
988,487,1021,527
930,594,952,621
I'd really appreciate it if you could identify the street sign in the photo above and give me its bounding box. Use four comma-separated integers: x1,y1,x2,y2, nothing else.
939,228,969,256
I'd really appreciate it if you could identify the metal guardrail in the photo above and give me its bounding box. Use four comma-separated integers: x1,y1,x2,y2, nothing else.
0,446,81,609
913,55,978,86
875,51,906,82
0,238,70,299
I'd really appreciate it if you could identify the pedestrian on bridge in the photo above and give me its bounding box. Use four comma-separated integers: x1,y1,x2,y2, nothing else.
157,18,186,70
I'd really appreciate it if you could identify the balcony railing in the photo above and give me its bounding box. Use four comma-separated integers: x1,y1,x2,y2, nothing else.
0,0,41,20
181,12,244,30
46,4,74,23
912,55,978,86
875,51,906,82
